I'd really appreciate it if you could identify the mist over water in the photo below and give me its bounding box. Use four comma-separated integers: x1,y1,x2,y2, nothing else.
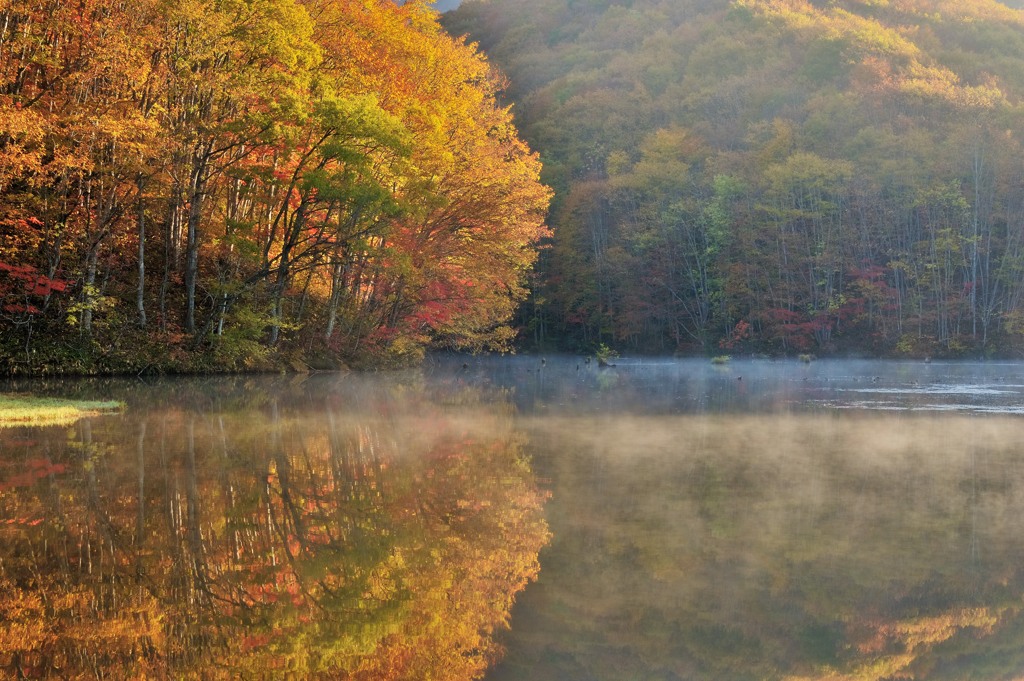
446,354,1024,415
5,358,1024,679
440,357,1024,680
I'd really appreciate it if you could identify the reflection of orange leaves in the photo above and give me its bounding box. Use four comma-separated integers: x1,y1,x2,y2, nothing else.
0,387,549,678
247,582,281,604
839,609,1002,681
0,458,67,491
241,633,272,651
286,534,301,555
456,498,491,512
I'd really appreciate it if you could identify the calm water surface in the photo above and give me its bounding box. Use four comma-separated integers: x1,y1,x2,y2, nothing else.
4,358,1024,679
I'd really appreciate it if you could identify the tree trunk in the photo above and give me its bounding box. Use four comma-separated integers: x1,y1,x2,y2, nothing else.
160,192,181,333
136,183,147,328
82,247,99,334
185,149,209,335
325,260,346,340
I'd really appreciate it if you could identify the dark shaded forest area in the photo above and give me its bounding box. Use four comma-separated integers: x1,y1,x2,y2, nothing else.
446,0,1024,358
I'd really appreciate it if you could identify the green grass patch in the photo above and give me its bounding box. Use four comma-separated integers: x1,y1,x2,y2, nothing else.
0,395,122,428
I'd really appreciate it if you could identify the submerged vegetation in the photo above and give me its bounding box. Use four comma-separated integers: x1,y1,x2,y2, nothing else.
446,0,1024,358
0,395,121,427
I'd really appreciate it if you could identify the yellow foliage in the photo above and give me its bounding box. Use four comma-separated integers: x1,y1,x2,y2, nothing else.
785,608,1002,681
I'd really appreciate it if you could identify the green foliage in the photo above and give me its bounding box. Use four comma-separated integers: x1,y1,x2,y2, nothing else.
210,306,275,371
595,343,618,366
64,285,117,329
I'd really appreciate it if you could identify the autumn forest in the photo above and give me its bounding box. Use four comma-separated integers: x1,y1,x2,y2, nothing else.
447,0,1024,358
8,0,1024,374
0,0,550,375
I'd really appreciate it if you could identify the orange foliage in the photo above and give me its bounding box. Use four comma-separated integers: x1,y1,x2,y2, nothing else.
0,0,550,371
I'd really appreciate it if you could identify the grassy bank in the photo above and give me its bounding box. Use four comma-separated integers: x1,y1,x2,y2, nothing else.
0,395,122,428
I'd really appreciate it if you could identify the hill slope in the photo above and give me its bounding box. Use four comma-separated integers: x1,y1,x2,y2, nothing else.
446,0,1024,356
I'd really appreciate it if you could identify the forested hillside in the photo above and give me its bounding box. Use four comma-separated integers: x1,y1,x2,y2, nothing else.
446,0,1024,357
0,0,549,375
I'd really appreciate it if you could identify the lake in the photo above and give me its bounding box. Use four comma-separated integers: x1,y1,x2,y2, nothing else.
3,358,1024,679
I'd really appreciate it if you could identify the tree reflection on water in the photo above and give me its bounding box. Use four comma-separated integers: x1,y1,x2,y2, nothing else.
0,376,549,679
495,412,1024,681
11,360,1024,680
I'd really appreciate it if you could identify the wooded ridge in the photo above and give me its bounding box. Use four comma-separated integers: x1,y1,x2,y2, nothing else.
446,0,1024,358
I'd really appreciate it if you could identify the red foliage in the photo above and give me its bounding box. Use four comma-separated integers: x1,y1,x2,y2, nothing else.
241,634,273,651
3,304,41,314
0,458,67,492
720,319,752,350
0,262,38,279
759,308,822,351
0,260,71,316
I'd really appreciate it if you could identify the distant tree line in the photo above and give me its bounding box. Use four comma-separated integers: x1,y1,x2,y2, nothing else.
447,0,1024,357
